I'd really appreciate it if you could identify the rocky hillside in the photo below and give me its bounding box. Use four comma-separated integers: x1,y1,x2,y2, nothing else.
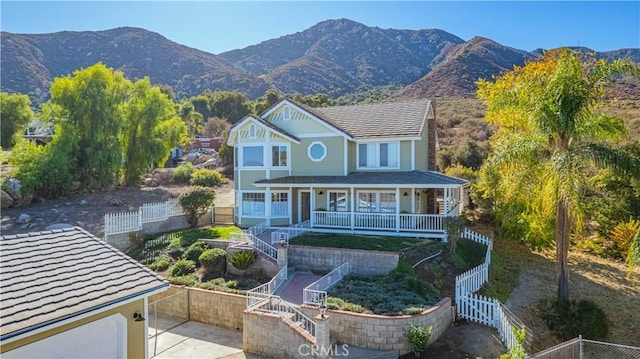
2,20,639,103
1,27,269,102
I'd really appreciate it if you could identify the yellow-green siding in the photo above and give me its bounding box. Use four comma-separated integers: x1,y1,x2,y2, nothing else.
291,137,345,176
0,299,146,358
266,106,336,135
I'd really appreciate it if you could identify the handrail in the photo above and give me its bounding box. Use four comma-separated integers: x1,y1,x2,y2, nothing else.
270,220,310,244
247,264,288,309
256,295,317,339
303,262,350,306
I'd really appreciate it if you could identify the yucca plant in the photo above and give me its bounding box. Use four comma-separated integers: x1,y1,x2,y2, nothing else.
229,251,257,270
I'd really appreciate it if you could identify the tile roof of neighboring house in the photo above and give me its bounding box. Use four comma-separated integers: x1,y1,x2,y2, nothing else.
0,227,168,341
255,170,467,187
298,99,432,139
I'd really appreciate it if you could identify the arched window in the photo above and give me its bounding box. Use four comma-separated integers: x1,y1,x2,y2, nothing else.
249,124,256,138
283,106,291,121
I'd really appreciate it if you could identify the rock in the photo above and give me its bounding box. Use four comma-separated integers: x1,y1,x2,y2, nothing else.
202,158,220,169
45,223,74,230
75,221,85,228
149,168,173,185
144,177,159,187
1,224,11,232
106,183,117,192
20,223,35,229
70,181,81,192
110,199,125,206
79,199,88,206
16,214,32,224
5,178,22,200
193,154,213,166
33,196,46,204
35,217,44,222
50,208,60,214
1,190,13,209
65,202,72,206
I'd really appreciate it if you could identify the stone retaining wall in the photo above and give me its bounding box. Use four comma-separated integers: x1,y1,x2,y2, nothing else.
288,245,399,276
243,310,316,359
300,297,452,354
149,285,246,331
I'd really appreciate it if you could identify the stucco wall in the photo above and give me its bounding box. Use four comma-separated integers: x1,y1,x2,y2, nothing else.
300,297,453,354
0,298,147,358
288,245,399,276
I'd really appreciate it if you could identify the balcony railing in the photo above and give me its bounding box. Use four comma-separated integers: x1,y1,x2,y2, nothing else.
311,211,446,234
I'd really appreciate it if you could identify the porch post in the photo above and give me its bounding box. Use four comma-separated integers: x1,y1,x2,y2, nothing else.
395,187,400,233
411,187,416,213
443,188,449,216
310,186,315,227
288,187,293,225
350,187,355,231
265,186,272,226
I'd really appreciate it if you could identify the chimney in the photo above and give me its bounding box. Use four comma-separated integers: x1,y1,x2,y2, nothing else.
427,98,437,171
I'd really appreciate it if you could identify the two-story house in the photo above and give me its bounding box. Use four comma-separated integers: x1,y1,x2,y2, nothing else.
226,98,467,239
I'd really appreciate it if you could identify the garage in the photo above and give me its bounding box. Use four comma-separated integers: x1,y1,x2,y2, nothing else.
3,314,127,359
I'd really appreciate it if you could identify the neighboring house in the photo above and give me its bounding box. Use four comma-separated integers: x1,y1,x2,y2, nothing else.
0,227,169,359
227,98,468,239
191,136,222,153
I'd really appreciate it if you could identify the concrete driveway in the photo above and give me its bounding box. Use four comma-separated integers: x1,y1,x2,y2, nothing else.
149,320,266,359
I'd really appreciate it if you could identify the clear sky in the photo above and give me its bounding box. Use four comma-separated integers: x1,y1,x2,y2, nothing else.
1,1,639,54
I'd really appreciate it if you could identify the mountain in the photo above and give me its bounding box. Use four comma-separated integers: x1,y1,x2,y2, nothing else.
219,19,464,96
2,20,639,104
392,36,535,99
1,27,269,102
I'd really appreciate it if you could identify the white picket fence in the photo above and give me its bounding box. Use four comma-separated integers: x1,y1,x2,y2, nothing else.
104,198,185,236
455,229,529,353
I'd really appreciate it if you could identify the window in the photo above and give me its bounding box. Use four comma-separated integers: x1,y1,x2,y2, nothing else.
308,141,327,162
242,192,265,216
249,124,256,138
357,192,396,213
242,146,264,167
328,191,348,212
271,192,289,216
272,145,288,167
358,142,399,168
283,106,291,120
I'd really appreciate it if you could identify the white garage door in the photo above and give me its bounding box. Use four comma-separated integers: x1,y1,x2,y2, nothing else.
3,313,127,359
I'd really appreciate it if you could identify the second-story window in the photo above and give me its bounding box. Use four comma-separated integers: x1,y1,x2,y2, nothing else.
249,124,257,138
358,142,399,168
272,145,288,167
242,146,264,167
283,106,291,120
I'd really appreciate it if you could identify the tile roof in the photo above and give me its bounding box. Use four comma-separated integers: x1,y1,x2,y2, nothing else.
255,170,467,187
0,227,168,341
309,99,432,139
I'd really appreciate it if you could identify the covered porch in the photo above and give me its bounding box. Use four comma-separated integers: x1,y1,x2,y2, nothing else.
254,171,468,239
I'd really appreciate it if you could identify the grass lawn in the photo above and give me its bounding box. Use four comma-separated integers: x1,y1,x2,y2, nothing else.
288,232,430,252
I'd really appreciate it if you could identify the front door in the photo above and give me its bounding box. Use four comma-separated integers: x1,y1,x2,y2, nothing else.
300,191,310,222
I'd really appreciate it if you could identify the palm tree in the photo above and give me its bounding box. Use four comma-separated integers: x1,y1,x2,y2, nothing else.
477,49,640,301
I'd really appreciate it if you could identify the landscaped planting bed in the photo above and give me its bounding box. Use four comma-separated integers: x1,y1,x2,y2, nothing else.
289,232,428,252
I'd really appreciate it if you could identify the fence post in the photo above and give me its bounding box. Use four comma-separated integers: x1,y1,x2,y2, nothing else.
579,335,583,359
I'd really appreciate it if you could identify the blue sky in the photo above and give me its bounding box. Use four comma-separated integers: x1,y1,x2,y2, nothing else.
2,1,639,54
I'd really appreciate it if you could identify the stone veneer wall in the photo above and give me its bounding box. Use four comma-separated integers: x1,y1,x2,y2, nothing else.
243,311,316,359
288,245,399,276
149,285,246,331
300,297,452,354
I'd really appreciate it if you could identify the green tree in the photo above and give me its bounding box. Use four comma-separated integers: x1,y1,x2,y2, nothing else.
476,49,640,301
179,186,216,228
291,93,334,108
49,63,128,189
253,88,282,114
203,117,231,138
206,90,251,124
1,92,34,148
179,101,203,136
121,78,187,185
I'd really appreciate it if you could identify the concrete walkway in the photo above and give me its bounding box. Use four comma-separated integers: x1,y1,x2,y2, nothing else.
149,321,266,359
275,272,322,304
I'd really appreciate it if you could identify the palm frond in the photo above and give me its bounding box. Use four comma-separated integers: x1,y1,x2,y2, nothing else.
486,134,547,167
576,113,628,142
584,143,640,179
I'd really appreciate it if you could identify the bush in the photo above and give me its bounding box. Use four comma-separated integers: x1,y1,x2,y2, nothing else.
169,259,196,276
190,169,228,187
179,186,216,227
148,256,170,271
173,162,195,183
406,323,433,352
229,251,257,270
182,241,209,263
199,248,227,278
167,238,184,258
538,298,609,340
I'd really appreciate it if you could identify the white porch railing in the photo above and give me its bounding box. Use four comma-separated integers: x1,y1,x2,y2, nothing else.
270,220,311,245
312,211,446,233
303,262,350,306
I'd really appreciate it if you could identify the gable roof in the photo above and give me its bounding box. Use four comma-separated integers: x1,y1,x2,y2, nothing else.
0,227,169,342
228,114,300,146
313,99,432,139
263,99,354,139
254,170,468,188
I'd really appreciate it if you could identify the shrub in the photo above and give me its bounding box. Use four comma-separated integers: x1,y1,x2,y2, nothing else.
148,256,170,271
169,259,196,276
229,251,257,270
179,186,216,227
182,241,209,263
609,218,640,260
199,248,227,278
190,169,228,187
173,162,195,183
405,323,433,352
167,273,199,286
538,298,609,340
395,259,415,275
168,238,184,258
